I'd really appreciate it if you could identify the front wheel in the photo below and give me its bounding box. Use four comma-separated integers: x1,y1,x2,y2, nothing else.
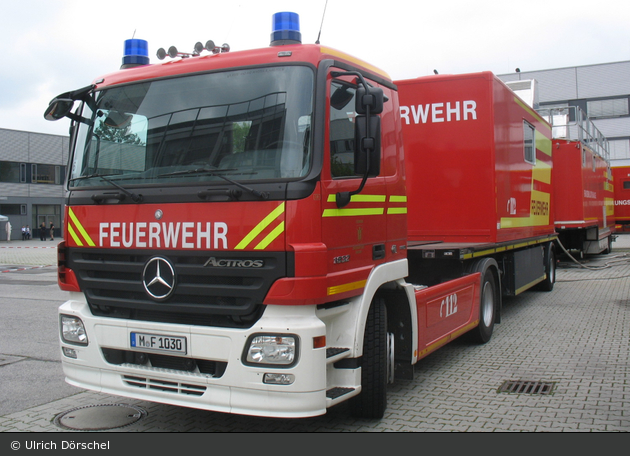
468,270,497,344
350,297,388,419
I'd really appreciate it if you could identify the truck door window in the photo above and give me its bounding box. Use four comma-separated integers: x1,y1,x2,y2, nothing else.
330,81,357,178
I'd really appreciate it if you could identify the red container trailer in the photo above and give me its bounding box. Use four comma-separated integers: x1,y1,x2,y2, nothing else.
539,106,614,255
397,72,556,295
612,165,630,232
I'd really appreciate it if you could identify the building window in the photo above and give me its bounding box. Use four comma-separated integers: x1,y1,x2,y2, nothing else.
587,98,629,119
0,204,22,215
523,121,536,165
0,161,22,183
609,139,630,160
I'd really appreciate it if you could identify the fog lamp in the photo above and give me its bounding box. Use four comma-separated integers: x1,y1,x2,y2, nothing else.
263,373,295,385
62,347,78,359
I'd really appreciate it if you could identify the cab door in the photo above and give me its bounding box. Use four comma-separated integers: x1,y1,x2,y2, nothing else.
319,70,389,300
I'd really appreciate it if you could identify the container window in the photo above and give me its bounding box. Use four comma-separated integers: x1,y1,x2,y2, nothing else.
523,121,535,165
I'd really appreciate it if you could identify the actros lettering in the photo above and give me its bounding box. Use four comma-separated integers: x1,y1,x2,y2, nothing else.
440,293,458,318
400,100,477,125
99,222,228,249
204,257,264,268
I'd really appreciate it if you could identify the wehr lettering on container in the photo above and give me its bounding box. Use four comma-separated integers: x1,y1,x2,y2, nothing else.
399,101,478,125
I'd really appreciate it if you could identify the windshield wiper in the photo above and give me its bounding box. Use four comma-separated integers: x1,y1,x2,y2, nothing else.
70,173,143,203
158,168,269,200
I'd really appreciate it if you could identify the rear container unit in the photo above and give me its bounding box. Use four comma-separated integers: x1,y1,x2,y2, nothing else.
553,140,614,253
396,72,555,245
612,165,630,232
540,105,615,255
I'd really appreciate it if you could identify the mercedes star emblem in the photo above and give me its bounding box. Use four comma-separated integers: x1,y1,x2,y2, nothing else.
142,257,176,300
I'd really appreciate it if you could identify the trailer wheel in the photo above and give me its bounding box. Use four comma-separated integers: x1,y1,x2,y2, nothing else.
603,236,613,255
350,297,387,419
468,269,497,344
536,244,556,292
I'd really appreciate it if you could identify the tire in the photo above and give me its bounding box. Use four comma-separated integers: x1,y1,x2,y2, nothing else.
350,297,387,419
603,236,613,255
536,244,556,292
468,270,497,344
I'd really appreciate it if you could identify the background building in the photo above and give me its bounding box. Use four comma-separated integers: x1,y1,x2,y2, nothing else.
0,128,67,241
498,61,630,166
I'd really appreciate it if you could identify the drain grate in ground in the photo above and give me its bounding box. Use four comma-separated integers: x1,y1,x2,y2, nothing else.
53,404,147,431
497,380,556,395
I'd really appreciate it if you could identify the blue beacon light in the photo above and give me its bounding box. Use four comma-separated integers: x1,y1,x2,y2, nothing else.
121,38,150,69
270,12,301,46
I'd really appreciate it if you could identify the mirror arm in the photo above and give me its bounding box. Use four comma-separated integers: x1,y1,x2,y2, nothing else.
66,112,93,126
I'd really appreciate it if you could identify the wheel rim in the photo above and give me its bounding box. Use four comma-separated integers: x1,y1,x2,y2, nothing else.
481,281,494,327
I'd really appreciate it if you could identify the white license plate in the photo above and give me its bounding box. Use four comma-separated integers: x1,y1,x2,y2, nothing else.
130,332,187,355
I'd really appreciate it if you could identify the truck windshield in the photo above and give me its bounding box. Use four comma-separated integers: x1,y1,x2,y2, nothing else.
69,66,314,188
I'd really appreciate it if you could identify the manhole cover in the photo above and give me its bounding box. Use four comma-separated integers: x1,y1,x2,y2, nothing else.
53,404,147,431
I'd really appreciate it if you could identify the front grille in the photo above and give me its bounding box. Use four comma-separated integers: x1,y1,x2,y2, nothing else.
68,248,290,327
123,375,207,396
102,348,227,377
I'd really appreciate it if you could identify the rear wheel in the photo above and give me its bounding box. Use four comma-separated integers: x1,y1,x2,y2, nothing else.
350,297,387,419
536,244,556,291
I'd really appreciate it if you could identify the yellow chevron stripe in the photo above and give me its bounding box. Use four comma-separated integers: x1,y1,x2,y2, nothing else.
255,221,285,250
67,224,83,247
235,203,285,250
68,207,95,246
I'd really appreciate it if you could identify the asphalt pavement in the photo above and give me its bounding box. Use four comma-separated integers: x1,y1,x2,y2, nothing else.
0,236,628,432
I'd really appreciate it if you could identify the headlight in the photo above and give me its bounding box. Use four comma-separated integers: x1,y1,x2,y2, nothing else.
60,315,88,346
244,334,298,367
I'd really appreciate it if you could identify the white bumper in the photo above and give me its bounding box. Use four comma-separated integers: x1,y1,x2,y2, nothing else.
59,294,328,418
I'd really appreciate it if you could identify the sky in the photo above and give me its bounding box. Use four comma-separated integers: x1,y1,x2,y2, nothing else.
2,0,628,137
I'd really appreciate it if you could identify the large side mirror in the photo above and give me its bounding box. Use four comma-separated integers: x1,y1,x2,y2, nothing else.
355,86,384,114
44,98,75,121
354,115,381,177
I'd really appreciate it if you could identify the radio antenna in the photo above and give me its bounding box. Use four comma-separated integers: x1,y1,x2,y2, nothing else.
315,0,329,44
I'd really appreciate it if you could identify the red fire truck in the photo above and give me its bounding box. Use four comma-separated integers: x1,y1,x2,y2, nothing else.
612,165,630,232
538,106,615,256
44,12,556,419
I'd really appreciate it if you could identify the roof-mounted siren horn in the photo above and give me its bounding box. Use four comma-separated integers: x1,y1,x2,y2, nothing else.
121,38,150,69
270,12,301,46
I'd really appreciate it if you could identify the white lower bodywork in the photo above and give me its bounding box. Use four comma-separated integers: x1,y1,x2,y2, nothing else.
58,260,414,418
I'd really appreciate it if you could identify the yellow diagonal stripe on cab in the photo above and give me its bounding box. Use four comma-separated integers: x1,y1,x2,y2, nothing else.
255,221,285,250
68,207,96,246
67,224,83,247
235,202,285,250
